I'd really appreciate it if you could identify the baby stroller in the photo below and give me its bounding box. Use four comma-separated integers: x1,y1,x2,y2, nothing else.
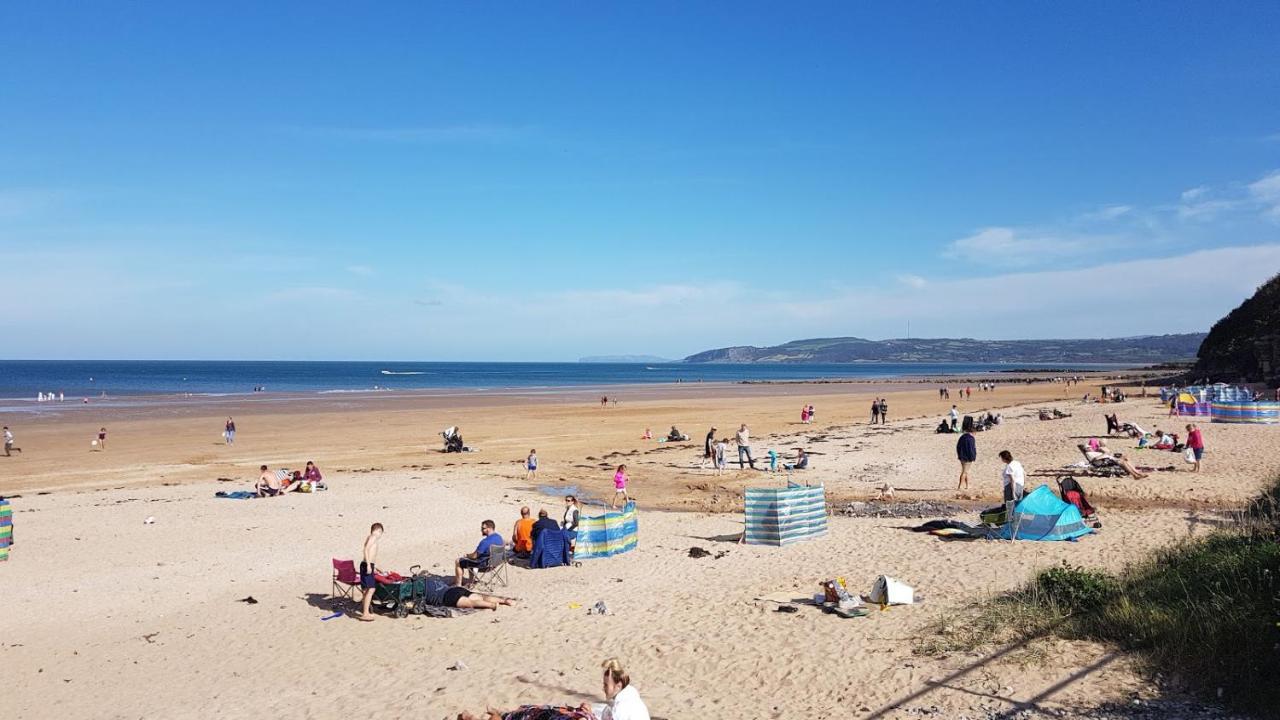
442,426,465,453
1058,476,1097,520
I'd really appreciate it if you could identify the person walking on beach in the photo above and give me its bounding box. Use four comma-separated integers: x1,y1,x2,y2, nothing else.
735,424,756,469
807,404,815,424
611,464,630,508
870,399,880,424
714,437,728,476
1185,423,1205,472
701,427,717,468
948,405,960,432
956,422,976,492
95,427,107,451
3,426,18,456
525,449,538,481
878,398,889,424
224,417,236,445
358,522,383,621
800,405,809,424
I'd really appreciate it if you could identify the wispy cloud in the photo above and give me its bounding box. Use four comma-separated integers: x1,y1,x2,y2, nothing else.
1078,204,1132,222
895,274,928,289
1248,170,1280,222
264,286,359,303
346,264,375,277
943,226,1108,265
287,124,527,144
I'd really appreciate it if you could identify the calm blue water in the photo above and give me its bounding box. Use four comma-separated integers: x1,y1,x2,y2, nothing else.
0,360,1133,401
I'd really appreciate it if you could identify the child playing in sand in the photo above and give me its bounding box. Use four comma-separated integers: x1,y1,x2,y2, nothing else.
358,523,383,621
526,449,538,481
611,464,630,508
714,438,728,476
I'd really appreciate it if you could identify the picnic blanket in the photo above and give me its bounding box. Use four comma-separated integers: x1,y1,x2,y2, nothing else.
215,491,257,500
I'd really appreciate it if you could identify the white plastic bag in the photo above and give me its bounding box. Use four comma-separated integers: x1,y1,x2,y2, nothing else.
1183,447,1196,464
869,575,914,605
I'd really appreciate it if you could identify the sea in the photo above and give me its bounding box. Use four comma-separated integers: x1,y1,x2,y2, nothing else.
0,360,1134,404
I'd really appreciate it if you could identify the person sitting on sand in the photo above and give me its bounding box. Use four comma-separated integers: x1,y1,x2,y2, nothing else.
255,465,285,497
784,448,809,471
455,520,504,586
423,575,514,612
531,508,559,544
591,657,650,720
1084,445,1149,479
512,507,535,556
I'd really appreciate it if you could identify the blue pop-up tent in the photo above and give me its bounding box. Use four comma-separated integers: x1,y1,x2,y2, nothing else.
996,485,1092,541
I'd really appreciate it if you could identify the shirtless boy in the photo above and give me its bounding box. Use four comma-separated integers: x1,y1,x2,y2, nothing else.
358,523,383,621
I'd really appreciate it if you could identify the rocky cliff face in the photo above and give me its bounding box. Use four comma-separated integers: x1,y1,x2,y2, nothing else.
1193,273,1280,385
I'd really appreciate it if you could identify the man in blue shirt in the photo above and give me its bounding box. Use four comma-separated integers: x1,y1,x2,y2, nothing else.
454,520,504,586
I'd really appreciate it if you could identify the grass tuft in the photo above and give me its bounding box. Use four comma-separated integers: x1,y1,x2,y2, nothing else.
916,474,1280,716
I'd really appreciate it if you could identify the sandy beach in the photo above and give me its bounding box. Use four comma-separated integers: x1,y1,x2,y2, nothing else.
0,378,1268,719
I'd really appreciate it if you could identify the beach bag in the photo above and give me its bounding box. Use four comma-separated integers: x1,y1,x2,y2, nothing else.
1183,447,1196,464
868,575,914,605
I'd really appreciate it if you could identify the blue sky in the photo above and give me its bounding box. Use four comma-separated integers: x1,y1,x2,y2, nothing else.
2,2,1280,360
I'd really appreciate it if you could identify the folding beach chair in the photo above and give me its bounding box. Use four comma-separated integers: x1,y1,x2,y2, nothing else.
332,558,360,606
472,545,510,590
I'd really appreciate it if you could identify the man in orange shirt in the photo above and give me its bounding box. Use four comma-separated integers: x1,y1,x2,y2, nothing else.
512,506,535,557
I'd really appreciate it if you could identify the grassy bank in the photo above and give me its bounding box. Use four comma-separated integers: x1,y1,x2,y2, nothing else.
918,477,1280,717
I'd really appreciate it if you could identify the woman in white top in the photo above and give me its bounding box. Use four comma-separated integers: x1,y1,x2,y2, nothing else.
562,494,581,553
589,658,650,720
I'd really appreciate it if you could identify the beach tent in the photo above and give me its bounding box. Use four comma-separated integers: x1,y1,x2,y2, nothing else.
1176,393,1212,416
0,498,11,561
744,482,828,546
1211,401,1280,425
995,485,1092,541
574,502,638,560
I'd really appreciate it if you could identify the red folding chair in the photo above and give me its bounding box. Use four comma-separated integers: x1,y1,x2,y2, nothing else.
332,558,360,606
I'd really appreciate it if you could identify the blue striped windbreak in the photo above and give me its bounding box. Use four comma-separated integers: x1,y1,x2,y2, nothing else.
744,483,827,546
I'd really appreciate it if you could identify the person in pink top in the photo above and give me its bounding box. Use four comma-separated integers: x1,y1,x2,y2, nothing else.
1185,423,1205,472
611,464,630,508
800,406,809,424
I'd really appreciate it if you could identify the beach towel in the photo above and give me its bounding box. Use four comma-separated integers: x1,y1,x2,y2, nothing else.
215,491,258,500
530,528,572,569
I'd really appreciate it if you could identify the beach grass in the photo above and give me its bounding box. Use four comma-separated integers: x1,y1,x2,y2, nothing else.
916,475,1280,716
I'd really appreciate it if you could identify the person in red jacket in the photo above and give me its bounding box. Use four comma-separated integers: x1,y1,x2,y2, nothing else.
1185,423,1205,473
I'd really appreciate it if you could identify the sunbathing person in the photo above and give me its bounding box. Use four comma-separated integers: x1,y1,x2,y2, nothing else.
1084,445,1149,479
255,465,285,497
455,520,504,586
423,576,514,612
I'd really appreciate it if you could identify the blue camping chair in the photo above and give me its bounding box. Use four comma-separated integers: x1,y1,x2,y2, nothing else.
530,528,572,569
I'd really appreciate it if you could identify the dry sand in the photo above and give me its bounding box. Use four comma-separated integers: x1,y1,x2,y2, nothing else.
0,379,1268,719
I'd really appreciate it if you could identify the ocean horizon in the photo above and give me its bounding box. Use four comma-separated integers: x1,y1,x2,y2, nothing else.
0,359,1140,402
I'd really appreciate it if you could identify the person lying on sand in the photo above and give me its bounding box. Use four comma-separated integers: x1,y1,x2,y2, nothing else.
424,576,515,612
1085,445,1149,480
